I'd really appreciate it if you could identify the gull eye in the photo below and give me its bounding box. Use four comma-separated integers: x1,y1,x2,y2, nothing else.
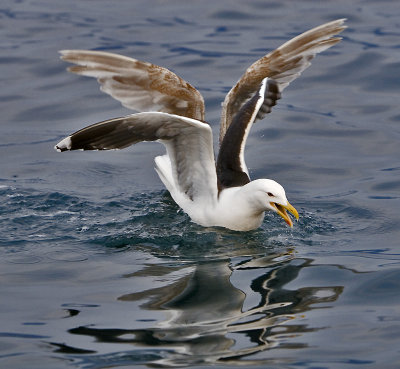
267,192,274,197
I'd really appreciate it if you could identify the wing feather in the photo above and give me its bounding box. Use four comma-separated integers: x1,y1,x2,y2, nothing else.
216,78,280,190
220,19,346,143
60,50,205,120
55,112,217,203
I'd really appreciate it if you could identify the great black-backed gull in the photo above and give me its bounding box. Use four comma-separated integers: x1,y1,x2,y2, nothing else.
55,19,346,231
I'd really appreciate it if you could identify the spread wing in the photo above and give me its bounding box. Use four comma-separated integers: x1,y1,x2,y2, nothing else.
216,78,280,190
220,18,346,144
60,50,205,120
55,112,217,203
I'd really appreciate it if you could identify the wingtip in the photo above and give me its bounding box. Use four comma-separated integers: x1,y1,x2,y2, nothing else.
331,18,348,32
328,18,347,26
54,145,67,152
59,49,69,60
54,136,72,152
59,49,82,61
337,18,348,30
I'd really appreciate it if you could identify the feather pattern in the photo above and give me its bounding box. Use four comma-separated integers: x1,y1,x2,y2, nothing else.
60,50,205,120
219,18,346,143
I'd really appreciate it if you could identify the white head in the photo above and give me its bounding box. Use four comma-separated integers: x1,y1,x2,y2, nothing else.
242,179,299,227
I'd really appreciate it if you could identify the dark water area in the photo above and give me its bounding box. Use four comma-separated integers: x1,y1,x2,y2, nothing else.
1,0,400,368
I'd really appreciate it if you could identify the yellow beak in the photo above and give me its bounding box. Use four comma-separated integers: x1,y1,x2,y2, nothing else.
270,201,299,227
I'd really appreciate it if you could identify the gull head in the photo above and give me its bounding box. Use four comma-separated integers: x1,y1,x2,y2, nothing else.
245,179,299,227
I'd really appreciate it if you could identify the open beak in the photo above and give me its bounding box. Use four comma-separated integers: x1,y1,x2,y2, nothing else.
270,201,299,227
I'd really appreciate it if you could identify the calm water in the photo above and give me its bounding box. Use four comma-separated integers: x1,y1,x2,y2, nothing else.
1,0,400,368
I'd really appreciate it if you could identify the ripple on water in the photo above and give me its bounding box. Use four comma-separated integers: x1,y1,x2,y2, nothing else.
1,182,385,264
6,254,43,264
44,249,88,262
0,184,311,256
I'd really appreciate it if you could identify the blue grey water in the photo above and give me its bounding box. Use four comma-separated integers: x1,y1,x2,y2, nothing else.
1,0,400,368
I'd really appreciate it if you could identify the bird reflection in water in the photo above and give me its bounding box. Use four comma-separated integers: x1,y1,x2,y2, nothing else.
64,249,343,367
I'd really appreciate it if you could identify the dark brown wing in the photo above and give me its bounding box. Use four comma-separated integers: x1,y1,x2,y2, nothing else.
216,78,280,191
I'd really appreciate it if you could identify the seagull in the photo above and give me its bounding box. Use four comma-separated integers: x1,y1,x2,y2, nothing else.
55,19,346,231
